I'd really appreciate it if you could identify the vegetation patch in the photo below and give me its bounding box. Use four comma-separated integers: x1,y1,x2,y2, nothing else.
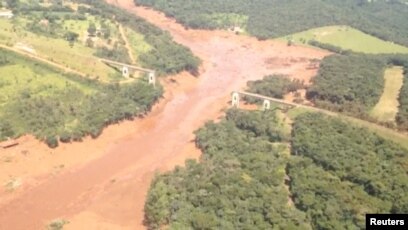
290,113,408,229
47,219,69,230
396,67,408,131
307,54,386,116
370,66,405,123
0,48,163,147
145,109,308,229
145,108,408,229
138,0,408,47
75,0,200,76
306,53,408,127
2,0,200,82
285,26,408,54
245,75,304,102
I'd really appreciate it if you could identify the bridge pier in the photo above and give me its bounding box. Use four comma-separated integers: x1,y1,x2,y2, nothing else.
122,66,130,78
232,92,240,107
148,72,156,86
262,99,271,111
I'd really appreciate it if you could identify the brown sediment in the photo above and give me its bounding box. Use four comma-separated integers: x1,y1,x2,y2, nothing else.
0,1,329,229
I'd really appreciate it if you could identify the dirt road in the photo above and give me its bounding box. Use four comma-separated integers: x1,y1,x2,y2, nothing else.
118,24,137,64
0,1,328,229
0,44,89,79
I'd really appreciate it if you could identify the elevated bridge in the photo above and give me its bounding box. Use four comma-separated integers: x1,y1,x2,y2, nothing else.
231,91,298,110
100,58,156,85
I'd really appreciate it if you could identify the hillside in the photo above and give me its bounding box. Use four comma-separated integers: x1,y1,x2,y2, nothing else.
137,0,408,46
1,0,199,81
0,48,162,146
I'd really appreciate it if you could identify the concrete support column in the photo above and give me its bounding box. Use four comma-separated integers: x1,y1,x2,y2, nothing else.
232,92,240,108
262,99,271,111
148,72,156,86
122,66,129,78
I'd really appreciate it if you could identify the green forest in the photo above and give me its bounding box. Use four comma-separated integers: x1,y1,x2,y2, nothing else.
306,53,408,128
0,49,162,147
307,54,387,117
290,113,408,228
145,109,309,229
145,110,408,229
137,0,408,46
245,75,304,101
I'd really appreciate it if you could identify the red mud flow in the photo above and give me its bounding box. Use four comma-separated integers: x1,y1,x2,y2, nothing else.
0,1,329,229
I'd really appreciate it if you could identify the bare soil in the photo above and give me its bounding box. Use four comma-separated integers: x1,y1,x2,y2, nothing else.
0,1,329,229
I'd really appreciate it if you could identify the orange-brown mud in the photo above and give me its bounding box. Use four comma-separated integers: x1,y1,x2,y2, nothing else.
0,1,329,229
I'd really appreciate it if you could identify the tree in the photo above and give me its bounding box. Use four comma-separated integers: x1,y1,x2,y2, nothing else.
6,0,19,9
86,37,94,48
45,136,59,148
87,22,96,36
64,31,79,42
0,121,14,139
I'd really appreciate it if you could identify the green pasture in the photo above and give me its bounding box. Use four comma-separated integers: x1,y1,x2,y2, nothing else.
0,61,96,107
125,27,152,62
284,26,408,54
370,66,405,122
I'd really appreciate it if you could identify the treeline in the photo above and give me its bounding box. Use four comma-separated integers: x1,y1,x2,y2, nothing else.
145,109,309,229
290,113,408,229
307,54,408,123
74,0,200,75
307,54,386,116
137,0,408,46
3,81,162,148
0,49,163,147
307,40,352,55
245,75,304,103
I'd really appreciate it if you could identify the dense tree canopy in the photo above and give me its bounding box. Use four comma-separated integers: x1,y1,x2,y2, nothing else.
137,0,408,46
291,113,408,218
246,75,304,101
306,54,386,116
306,53,408,126
145,110,408,229
145,109,307,229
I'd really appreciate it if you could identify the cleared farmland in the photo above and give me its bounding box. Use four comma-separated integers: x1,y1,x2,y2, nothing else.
371,66,405,123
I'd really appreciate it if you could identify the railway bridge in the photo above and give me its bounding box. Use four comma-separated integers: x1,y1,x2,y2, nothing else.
100,58,156,86
231,91,297,110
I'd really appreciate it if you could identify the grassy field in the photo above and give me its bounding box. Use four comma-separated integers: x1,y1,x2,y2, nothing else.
284,26,408,54
125,28,153,62
0,50,98,136
0,18,121,81
0,64,94,105
370,66,405,122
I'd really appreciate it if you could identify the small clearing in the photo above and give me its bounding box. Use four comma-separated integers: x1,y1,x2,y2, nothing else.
371,66,404,123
